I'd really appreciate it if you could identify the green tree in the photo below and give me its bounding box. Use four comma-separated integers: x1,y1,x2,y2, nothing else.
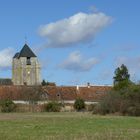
113,64,131,90
41,79,47,86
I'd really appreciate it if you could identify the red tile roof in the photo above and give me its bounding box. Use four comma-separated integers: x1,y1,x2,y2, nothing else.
0,85,112,101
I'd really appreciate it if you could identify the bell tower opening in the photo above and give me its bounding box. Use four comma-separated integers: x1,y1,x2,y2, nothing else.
27,57,31,65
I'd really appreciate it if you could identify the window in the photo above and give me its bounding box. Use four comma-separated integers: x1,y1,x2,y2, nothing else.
26,57,31,65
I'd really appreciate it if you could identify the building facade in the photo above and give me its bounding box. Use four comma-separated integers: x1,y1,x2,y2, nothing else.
12,44,41,85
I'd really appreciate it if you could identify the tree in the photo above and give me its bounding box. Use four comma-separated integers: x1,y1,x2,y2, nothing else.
113,64,131,90
41,79,47,86
41,80,56,86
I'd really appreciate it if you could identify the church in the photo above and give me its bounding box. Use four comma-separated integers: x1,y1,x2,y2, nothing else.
12,44,41,85
0,44,112,102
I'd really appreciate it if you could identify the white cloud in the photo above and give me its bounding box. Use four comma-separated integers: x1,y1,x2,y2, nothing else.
39,12,112,47
59,51,99,72
0,48,14,69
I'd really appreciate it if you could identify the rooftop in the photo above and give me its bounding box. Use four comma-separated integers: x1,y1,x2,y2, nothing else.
13,44,36,58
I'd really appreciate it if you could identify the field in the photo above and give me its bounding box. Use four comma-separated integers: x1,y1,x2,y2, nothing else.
0,112,140,140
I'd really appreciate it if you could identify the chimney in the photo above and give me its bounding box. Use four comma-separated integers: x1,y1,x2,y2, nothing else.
87,82,90,88
76,85,81,94
76,85,79,91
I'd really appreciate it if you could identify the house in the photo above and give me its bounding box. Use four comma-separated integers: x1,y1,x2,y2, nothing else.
42,85,112,102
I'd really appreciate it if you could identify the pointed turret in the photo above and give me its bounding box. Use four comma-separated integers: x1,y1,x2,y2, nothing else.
18,44,36,58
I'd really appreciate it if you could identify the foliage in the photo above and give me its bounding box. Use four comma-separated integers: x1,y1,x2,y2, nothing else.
87,104,96,111
93,64,140,116
0,100,16,112
42,102,61,112
41,80,56,86
113,64,131,90
93,92,123,115
74,98,85,111
94,85,140,116
122,84,140,116
41,79,47,86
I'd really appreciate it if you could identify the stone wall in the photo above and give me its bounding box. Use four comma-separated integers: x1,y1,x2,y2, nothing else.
12,57,41,85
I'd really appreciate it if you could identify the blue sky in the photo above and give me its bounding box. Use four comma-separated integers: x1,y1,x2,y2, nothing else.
0,0,140,85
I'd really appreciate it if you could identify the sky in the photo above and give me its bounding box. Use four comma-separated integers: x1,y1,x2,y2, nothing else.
0,0,140,86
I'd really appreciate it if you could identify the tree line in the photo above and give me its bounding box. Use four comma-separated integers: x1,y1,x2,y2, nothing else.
93,64,140,116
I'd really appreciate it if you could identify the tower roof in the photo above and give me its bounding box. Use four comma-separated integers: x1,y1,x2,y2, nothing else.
13,52,20,58
18,44,36,58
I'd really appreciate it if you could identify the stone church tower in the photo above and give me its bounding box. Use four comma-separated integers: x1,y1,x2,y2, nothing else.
12,44,41,85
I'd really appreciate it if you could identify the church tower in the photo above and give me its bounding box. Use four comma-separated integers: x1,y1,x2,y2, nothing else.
12,44,41,85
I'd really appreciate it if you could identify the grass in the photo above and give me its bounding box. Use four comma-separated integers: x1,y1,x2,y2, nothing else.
0,112,139,140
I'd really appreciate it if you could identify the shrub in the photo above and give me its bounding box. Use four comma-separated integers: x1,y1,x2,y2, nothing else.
126,103,140,116
0,100,16,112
93,85,140,116
122,85,140,116
87,104,96,111
74,98,85,111
93,104,104,115
42,102,61,112
93,92,123,115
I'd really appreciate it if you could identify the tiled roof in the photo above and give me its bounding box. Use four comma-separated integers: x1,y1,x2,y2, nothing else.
0,85,112,101
0,79,12,85
41,86,112,101
76,86,111,101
